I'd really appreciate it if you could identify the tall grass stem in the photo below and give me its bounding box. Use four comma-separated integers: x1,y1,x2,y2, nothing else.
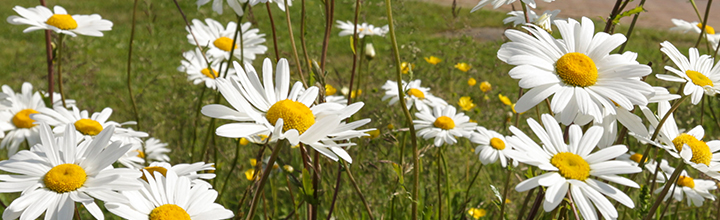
126,0,140,128
245,141,285,220
283,0,308,88
57,34,67,109
266,3,281,62
643,161,685,220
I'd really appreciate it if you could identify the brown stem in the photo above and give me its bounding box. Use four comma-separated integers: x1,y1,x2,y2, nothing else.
265,3,281,62
283,0,308,88
346,0,362,105
39,1,54,105
603,0,623,33
643,162,685,220
325,163,343,220
126,0,140,129
246,141,285,220
320,0,335,73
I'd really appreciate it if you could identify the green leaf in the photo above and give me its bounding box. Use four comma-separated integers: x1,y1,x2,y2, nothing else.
302,168,314,196
392,162,404,184
613,6,645,24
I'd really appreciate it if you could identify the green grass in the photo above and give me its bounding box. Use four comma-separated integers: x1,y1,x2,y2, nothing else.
1,0,719,219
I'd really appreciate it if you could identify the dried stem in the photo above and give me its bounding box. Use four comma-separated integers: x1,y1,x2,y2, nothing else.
126,0,140,128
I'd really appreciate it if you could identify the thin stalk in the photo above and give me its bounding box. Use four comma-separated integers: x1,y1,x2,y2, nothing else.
265,2,280,62
200,92,222,161
326,163,343,220
701,96,705,125
346,0,362,105
286,175,300,220
658,184,678,220
566,189,580,220
385,0,420,218
515,188,535,220
299,144,312,219
716,191,720,220
74,204,81,220
643,162,685,220
40,0,54,104
246,141,285,220
436,149,442,220
618,0,648,52
520,1,530,24
463,163,484,203
498,167,512,220
344,161,375,220
319,0,335,72
283,0,308,88
693,0,713,48
526,188,545,220
440,148,452,219
603,0,624,33
223,13,246,78
57,34,67,108
126,0,140,128
219,138,243,199
190,86,207,162
708,98,720,132
636,94,689,169
173,0,213,65
311,150,320,220
299,0,312,74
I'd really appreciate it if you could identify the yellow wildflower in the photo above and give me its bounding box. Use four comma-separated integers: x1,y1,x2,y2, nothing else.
468,208,486,219
283,165,294,173
250,159,257,167
401,62,415,74
365,129,380,139
468,78,477,86
469,119,477,123
325,84,337,96
240,137,249,145
245,169,256,181
458,96,476,111
387,123,395,130
455,63,471,72
424,56,441,65
351,89,362,99
498,94,512,106
479,81,492,92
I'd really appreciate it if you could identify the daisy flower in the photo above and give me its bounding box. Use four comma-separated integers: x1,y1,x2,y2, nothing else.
106,169,234,220
616,152,667,182
202,58,372,163
381,79,448,112
196,0,246,16
141,137,171,163
655,164,716,207
657,41,720,104
470,0,553,12
7,5,113,37
34,106,139,140
669,18,719,42
187,18,267,64
471,126,517,167
40,91,77,108
249,0,293,11
503,9,559,27
506,114,640,220
498,17,653,125
0,82,50,156
178,48,237,90
336,20,389,38
0,123,141,220
140,161,216,187
414,105,476,147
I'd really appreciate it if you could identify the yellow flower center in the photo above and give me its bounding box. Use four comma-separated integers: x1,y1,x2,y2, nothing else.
550,152,590,180
12,109,39,129
44,164,87,193
433,116,455,130
265,99,315,134
135,150,145,158
46,14,78,30
407,88,426,99
629,153,647,163
201,68,219,79
697,23,716,35
490,137,506,150
141,166,169,182
555,52,598,87
74,119,103,136
149,204,191,220
213,37,238,52
686,70,714,87
673,133,712,165
676,176,695,188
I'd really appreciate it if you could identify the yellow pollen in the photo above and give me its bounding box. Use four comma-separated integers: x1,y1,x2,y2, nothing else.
141,166,169,182
550,152,591,180
697,23,716,35
673,134,712,165
149,204,191,220
433,116,455,130
629,153,647,163
407,88,426,99
677,176,695,188
489,137,506,150
44,164,86,193
201,68,219,79
265,99,315,134
46,14,78,30
555,52,598,87
686,70,714,87
213,37,238,52
12,109,39,129
135,150,145,158
74,119,103,136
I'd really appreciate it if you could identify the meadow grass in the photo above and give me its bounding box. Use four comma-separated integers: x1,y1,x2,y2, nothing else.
1,0,718,219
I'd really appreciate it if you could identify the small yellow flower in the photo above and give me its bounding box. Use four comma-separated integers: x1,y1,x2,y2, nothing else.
455,63,471,72
387,123,395,130
483,95,489,101
458,96,476,111
498,94,512,106
240,137,249,145
351,89,362,99
424,56,442,65
467,78,477,86
479,81,492,93
325,84,337,96
468,208,486,219
250,159,258,167
283,165,294,173
401,62,415,74
469,119,477,123
505,199,512,204
365,129,380,139
245,169,256,181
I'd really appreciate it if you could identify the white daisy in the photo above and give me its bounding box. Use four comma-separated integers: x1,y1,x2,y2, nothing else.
655,164,716,207
414,105,476,147
470,126,517,167
106,169,234,220
0,123,142,220
40,91,77,108
142,138,171,163
178,48,238,90
470,0,554,12
0,82,50,156
196,0,246,16
112,128,151,169
202,58,372,162
325,95,348,106
503,9,559,28
34,106,138,140
140,161,216,187
669,18,720,42
7,5,113,37
505,114,640,220
381,79,448,112
498,17,653,125
187,18,267,64
249,0,293,11
616,152,667,182
657,41,720,104
336,20,389,38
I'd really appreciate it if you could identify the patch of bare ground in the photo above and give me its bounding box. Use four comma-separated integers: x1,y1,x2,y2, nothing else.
436,27,507,42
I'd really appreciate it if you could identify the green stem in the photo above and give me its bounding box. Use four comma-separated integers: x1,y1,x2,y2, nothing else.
636,94,689,170
299,0,312,75
283,0,308,88
265,2,280,62
245,141,285,220
440,147,451,219
436,148,442,220
126,0,140,129
603,0,624,33
219,138,243,199
385,0,420,218
57,34,67,109
200,92,221,161
643,162,685,220
344,161,375,219
190,86,207,162
498,167,512,220
693,0,713,48
618,0,648,53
